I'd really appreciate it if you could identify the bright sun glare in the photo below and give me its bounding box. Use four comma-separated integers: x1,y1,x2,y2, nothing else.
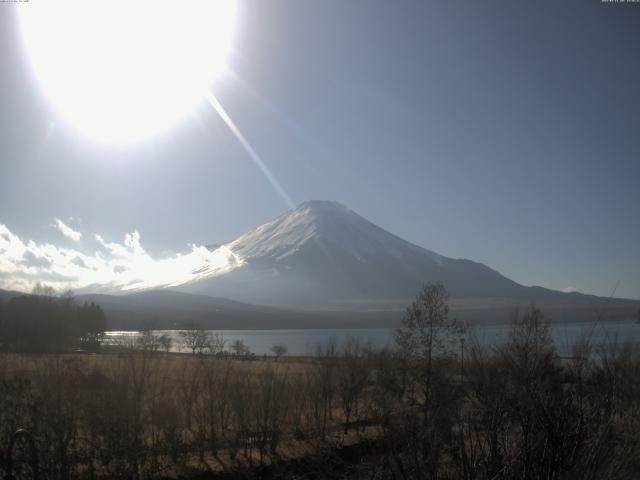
19,0,237,144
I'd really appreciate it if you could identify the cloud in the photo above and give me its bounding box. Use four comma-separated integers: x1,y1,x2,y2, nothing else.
71,256,87,268
0,222,244,294
562,286,580,293
22,250,53,269
52,218,82,241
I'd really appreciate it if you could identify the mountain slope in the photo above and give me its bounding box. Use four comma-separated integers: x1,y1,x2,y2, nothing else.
77,289,640,329
0,289,25,303
174,201,598,309
75,290,400,330
0,288,402,329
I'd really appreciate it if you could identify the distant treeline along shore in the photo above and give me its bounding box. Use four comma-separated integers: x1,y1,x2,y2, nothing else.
0,283,108,352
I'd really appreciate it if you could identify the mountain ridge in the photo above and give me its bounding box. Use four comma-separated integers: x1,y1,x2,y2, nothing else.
174,201,635,309
1,287,637,330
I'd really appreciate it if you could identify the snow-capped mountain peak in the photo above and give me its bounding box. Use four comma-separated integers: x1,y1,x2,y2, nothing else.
225,200,442,264
176,200,543,307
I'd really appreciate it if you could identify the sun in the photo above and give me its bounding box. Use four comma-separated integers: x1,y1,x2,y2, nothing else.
18,0,237,144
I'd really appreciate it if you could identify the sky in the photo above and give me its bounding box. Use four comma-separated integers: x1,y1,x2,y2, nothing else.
0,0,639,298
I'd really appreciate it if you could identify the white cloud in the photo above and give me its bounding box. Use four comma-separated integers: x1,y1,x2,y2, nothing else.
52,217,82,241
562,286,580,293
0,222,244,294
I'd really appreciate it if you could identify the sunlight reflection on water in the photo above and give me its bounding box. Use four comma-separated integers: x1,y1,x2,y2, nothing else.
105,320,640,357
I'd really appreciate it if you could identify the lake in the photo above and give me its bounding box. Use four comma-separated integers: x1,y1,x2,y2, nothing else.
105,319,640,357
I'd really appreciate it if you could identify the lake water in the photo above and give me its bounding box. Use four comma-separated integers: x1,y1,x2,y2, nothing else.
105,320,640,357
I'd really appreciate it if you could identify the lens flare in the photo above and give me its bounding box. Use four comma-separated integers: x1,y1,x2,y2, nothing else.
206,92,295,209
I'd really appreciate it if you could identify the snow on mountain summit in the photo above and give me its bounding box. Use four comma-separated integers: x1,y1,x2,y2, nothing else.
226,200,443,264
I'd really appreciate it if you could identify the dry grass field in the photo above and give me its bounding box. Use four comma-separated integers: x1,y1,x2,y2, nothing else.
0,347,382,479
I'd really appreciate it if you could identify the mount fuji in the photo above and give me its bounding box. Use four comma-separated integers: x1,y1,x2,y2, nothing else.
172,201,622,316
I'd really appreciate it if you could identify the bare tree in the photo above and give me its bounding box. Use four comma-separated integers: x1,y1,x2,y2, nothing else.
179,325,210,355
159,334,172,354
395,283,462,406
230,339,250,358
390,283,462,479
337,338,371,433
137,330,162,353
193,360,235,469
309,340,337,438
31,282,56,297
207,332,227,356
269,343,288,361
252,367,290,463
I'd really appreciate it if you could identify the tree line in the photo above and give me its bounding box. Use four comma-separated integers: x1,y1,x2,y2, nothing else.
0,283,108,352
